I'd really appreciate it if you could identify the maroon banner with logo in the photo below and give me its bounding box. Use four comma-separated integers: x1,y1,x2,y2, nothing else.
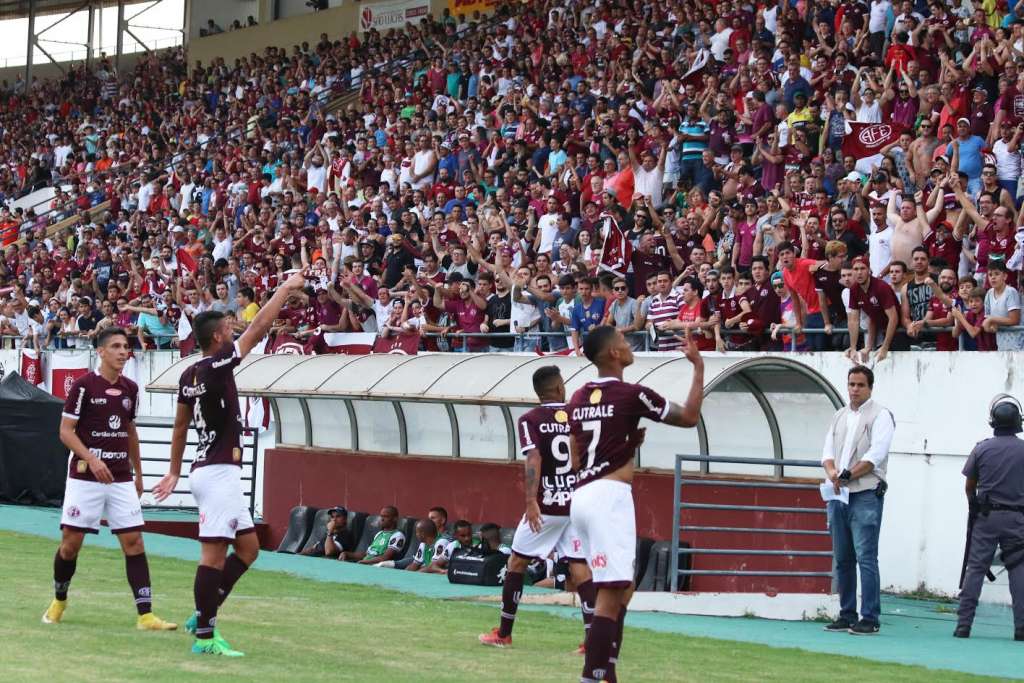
842,122,906,160
20,349,43,387
371,333,420,355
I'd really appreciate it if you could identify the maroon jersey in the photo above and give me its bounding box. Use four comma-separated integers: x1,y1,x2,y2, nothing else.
517,403,576,515
849,276,898,329
568,378,668,487
177,343,243,470
62,372,138,483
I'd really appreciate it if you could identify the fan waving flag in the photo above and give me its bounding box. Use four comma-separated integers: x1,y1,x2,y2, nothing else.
842,122,906,160
598,212,633,278
603,166,635,207
681,48,711,88
176,247,197,273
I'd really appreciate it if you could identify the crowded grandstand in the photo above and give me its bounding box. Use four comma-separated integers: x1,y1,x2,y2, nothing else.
3,0,1022,360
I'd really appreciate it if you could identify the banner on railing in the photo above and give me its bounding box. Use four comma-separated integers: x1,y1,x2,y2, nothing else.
372,333,421,355
358,0,429,33
20,349,43,387
47,350,91,400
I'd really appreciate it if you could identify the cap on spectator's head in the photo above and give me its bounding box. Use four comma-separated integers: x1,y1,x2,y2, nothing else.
80,296,92,306
937,220,953,232
603,188,617,197
28,298,40,307
937,155,951,165
794,91,807,100
973,84,987,93
956,117,971,126
707,268,721,278
851,256,869,268
769,272,783,285
327,506,347,517
171,225,184,233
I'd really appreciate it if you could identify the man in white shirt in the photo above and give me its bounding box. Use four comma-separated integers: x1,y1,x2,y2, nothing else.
709,19,733,61
868,205,893,279
631,144,667,210
868,0,892,58
536,196,563,256
820,365,894,636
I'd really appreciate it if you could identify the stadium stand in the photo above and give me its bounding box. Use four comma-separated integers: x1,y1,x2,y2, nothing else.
5,0,1023,356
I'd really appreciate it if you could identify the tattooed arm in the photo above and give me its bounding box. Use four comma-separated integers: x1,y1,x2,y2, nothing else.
523,447,543,533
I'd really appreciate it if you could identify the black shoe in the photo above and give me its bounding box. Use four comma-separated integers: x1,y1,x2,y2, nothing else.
848,620,880,635
1015,628,1024,641
824,618,854,632
953,625,971,638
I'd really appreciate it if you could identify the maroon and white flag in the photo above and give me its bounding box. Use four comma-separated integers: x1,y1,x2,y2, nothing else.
47,350,90,400
842,122,906,160
371,333,420,355
20,348,44,387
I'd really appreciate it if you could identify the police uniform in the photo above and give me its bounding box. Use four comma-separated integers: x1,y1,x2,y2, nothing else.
956,397,1024,640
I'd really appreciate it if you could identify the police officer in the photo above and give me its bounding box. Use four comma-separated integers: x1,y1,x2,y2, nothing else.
955,395,1024,640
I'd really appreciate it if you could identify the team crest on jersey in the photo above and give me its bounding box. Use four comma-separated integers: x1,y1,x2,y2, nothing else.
591,553,607,569
104,388,122,396
63,376,74,396
589,389,602,404
122,398,132,412
109,414,121,430
228,518,238,530
554,410,568,423
67,505,80,518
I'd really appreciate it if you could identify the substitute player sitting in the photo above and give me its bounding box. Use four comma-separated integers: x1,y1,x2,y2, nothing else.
479,365,597,651
570,326,704,683
43,326,176,632
153,268,308,656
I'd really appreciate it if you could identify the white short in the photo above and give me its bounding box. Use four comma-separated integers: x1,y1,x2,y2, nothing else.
510,513,585,561
569,479,637,587
60,478,144,534
190,464,254,542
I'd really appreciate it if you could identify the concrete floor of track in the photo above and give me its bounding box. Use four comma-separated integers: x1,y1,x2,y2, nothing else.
2,504,1022,679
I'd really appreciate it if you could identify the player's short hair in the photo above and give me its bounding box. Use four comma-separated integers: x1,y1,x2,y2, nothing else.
382,505,398,517
848,365,874,389
453,519,472,532
532,365,562,398
96,326,129,348
416,518,437,536
582,325,618,363
479,522,499,535
193,311,227,352
429,506,447,521
989,260,1009,274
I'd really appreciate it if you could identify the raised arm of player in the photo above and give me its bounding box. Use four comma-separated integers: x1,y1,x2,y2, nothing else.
236,268,309,358
59,416,113,484
663,328,705,428
152,401,193,501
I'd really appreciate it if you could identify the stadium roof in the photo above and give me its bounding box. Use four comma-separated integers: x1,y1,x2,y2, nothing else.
148,354,844,474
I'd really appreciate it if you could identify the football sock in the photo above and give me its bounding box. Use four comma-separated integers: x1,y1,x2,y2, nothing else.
497,570,524,638
193,565,222,640
53,549,76,601
580,615,615,682
124,552,152,615
218,554,250,606
576,579,596,640
606,606,627,683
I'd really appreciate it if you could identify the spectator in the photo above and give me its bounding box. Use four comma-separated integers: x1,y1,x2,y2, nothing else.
404,519,440,572
983,262,1023,350
424,519,473,574
569,277,604,355
302,506,355,559
339,506,406,565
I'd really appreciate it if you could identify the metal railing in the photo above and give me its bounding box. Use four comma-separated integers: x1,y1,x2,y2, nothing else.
135,418,260,518
669,453,832,592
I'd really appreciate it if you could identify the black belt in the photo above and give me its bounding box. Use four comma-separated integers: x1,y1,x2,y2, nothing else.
982,503,1024,514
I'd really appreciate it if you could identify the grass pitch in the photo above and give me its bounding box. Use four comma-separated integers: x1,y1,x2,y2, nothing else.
0,530,997,682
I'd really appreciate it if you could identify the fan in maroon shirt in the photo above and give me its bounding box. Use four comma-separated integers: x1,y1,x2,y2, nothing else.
846,258,899,362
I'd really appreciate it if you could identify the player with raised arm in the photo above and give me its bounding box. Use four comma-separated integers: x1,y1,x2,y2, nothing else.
478,365,597,651
152,268,308,657
570,325,704,683
43,326,177,631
